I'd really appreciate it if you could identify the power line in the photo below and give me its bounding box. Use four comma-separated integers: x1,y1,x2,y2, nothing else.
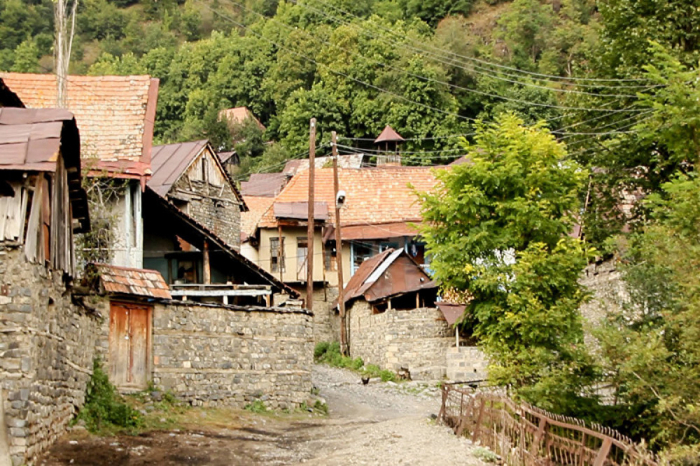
287,0,653,95
217,0,646,114
299,0,651,85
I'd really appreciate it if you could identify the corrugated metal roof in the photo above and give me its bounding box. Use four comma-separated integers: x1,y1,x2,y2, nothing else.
339,248,437,307
273,201,329,221
341,222,419,240
94,263,172,299
149,140,208,197
435,303,466,326
0,107,90,231
375,125,404,143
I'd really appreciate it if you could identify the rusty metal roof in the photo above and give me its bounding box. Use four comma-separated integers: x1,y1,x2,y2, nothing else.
375,125,404,144
0,73,158,177
94,263,172,299
341,222,419,240
340,248,436,306
435,303,466,326
0,107,90,231
149,140,208,197
273,201,329,221
149,139,247,211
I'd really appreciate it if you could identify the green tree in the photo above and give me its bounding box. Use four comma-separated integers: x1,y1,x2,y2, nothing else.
419,114,597,414
597,174,700,460
10,38,40,72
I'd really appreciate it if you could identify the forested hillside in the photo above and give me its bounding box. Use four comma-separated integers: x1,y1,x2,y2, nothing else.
0,0,605,169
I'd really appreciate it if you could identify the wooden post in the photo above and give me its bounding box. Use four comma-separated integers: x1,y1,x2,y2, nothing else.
307,118,316,311
0,388,11,466
278,225,284,283
332,131,348,356
202,240,211,284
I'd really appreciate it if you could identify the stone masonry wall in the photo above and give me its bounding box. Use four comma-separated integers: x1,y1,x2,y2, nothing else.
579,259,627,347
151,302,313,410
446,347,488,382
172,177,242,250
347,301,453,380
0,246,100,466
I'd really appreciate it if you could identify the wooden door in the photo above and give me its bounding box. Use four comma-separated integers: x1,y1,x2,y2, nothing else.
108,302,152,390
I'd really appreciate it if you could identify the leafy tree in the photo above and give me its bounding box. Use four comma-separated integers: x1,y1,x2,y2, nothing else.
11,38,40,72
397,0,472,27
597,174,700,459
229,116,266,159
419,114,597,414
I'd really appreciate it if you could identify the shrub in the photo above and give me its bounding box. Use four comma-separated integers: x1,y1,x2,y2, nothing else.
379,370,397,382
314,341,330,360
244,400,267,414
76,359,142,433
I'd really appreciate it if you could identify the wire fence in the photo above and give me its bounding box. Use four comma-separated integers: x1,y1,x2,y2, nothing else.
438,384,659,466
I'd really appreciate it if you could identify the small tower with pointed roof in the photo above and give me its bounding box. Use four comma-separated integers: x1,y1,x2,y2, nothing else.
374,125,404,166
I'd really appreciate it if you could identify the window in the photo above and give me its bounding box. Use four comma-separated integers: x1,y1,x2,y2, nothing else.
324,241,337,271
297,237,308,279
270,237,285,273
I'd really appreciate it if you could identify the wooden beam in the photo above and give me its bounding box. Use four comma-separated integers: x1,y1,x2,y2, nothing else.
307,117,316,312
333,131,348,356
170,290,272,297
202,240,211,284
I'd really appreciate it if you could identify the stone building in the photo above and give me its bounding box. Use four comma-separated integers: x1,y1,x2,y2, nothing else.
0,107,97,466
339,249,487,381
143,140,298,305
0,72,159,270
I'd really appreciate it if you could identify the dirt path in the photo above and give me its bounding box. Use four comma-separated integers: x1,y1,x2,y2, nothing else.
39,365,482,465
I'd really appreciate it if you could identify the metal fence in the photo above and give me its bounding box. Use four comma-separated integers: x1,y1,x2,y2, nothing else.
438,384,659,466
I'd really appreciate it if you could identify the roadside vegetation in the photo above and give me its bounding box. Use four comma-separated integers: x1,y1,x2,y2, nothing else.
315,341,398,382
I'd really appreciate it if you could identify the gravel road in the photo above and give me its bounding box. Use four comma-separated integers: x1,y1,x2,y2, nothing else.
40,365,483,465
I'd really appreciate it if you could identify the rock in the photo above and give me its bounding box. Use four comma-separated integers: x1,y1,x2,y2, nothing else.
150,391,163,402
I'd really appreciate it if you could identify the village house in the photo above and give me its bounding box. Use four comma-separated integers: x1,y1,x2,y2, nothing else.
0,105,98,465
241,164,437,340
340,248,487,381
144,139,298,305
0,72,159,269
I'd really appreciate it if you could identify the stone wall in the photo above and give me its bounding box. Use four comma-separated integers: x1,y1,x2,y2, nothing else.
292,284,339,344
347,301,453,380
151,301,313,410
579,259,627,347
0,246,100,466
172,177,242,250
446,347,488,382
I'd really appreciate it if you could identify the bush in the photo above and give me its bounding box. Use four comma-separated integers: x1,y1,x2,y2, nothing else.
244,400,267,414
76,359,142,432
314,342,398,382
314,341,330,360
379,370,397,382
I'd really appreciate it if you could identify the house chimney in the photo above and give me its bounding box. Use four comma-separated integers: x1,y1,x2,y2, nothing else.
374,125,404,166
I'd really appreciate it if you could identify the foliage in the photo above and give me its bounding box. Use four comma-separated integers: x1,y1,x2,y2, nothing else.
419,114,597,414
76,359,142,433
244,400,268,413
595,174,700,459
314,341,396,382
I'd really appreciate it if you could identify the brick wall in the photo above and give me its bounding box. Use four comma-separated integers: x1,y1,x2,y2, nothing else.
150,302,313,410
347,301,454,380
171,177,242,250
0,246,100,466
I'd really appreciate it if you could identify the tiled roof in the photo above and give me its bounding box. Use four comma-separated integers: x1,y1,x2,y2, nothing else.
0,73,158,176
94,263,171,299
241,196,275,236
258,167,437,229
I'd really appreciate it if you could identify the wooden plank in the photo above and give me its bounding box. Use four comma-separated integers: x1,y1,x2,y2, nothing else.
0,196,8,241
128,305,151,389
18,186,28,245
169,289,272,297
108,303,130,387
24,179,42,262
593,437,612,466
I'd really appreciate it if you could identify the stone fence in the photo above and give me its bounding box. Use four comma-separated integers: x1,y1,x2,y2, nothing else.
150,301,314,410
0,246,100,466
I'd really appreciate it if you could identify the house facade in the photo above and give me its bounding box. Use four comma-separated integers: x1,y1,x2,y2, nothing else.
0,72,159,270
0,107,99,465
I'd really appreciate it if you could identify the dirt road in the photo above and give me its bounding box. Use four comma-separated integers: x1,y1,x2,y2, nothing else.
40,365,482,465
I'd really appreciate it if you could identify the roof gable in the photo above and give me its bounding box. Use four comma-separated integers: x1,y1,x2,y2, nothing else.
0,73,158,177
149,140,247,210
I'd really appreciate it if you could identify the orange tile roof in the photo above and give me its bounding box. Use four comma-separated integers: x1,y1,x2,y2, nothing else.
94,263,171,299
258,167,437,229
0,73,158,176
241,195,275,236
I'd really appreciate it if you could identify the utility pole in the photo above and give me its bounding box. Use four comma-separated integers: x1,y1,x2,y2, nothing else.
306,118,316,311
332,131,348,356
55,0,78,107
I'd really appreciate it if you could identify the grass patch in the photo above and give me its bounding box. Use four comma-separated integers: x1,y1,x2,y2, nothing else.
314,341,397,382
244,400,268,414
